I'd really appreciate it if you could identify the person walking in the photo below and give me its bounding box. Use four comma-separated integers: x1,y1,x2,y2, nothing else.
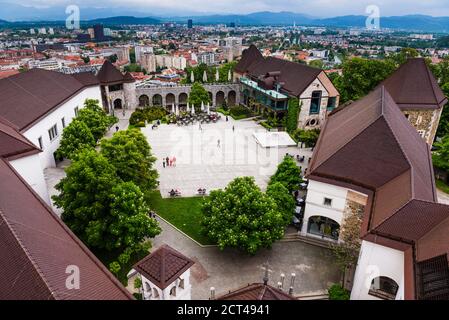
232,125,235,132
166,156,170,167
173,156,177,167
115,125,119,132
162,159,166,168
217,139,221,148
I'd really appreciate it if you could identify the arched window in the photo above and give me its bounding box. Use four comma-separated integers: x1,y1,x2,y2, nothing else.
307,216,340,240
153,288,160,299
170,286,177,297
369,276,399,300
139,95,150,107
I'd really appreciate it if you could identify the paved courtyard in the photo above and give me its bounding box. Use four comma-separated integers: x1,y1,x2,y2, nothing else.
149,218,342,299
142,117,312,197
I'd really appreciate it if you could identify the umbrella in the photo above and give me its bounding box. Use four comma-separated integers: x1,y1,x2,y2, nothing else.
207,103,211,115
215,68,219,82
201,101,205,112
171,103,175,114
175,105,179,116
191,104,195,115
186,102,190,112
228,69,232,82
203,70,207,83
190,71,195,83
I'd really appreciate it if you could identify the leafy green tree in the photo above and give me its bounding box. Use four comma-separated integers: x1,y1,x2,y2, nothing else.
436,83,449,138
53,149,161,257
269,156,302,193
309,59,324,69
294,129,320,148
100,129,159,192
53,149,119,241
188,82,211,109
286,98,301,133
433,134,449,172
390,47,419,66
201,177,286,255
332,57,397,103
328,284,350,300
266,182,295,224
77,99,116,141
56,119,96,159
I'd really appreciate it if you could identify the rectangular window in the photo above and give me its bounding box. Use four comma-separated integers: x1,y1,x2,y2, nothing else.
38,136,43,150
310,91,322,115
48,124,58,142
327,97,337,111
323,198,332,207
74,107,79,116
61,117,66,128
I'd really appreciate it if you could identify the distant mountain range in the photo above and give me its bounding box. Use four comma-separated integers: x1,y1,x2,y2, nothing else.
0,4,449,33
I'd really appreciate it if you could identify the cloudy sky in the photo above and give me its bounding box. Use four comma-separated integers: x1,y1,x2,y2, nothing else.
8,0,449,17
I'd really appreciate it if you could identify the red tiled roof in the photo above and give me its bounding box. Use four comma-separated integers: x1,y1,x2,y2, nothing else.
0,158,132,300
217,283,296,300
0,68,99,131
380,58,447,110
134,244,194,290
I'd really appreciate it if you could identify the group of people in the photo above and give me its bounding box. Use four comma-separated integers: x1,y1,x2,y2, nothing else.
163,156,177,168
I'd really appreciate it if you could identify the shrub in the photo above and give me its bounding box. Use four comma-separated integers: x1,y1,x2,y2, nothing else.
130,107,167,126
230,105,252,118
135,121,146,128
260,121,273,130
328,284,350,300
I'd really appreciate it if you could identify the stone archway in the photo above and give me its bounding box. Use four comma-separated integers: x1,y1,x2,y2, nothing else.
113,98,123,109
152,94,163,107
139,95,150,107
179,92,188,107
166,93,176,107
307,216,340,241
228,90,236,106
216,91,225,107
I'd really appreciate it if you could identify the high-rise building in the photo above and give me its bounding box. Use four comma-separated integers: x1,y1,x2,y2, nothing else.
87,28,95,39
140,53,157,73
135,45,154,64
188,19,193,29
93,24,105,41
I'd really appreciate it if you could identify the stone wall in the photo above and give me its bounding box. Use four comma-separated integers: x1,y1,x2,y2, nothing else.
403,108,442,145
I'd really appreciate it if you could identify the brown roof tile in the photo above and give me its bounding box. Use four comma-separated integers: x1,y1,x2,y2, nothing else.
134,244,194,290
0,158,132,300
234,45,264,74
96,60,134,85
0,69,99,131
216,283,296,300
380,58,447,110
0,117,40,159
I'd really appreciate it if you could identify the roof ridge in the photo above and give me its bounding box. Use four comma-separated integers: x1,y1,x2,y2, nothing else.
423,59,442,105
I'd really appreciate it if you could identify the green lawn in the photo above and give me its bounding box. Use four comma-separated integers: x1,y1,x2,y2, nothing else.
436,179,449,195
145,191,215,245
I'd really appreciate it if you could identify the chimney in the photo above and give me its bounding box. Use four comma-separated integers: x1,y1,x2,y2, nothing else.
280,273,285,289
210,287,215,300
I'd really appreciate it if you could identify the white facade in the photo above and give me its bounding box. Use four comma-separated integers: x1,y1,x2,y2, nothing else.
298,77,330,130
9,153,51,205
301,179,348,239
351,240,404,300
141,269,192,300
22,86,102,169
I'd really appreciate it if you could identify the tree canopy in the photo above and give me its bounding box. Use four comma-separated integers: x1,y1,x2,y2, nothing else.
269,156,302,193
188,82,211,108
77,99,117,141
201,177,287,255
266,182,296,225
100,129,158,192
56,119,96,159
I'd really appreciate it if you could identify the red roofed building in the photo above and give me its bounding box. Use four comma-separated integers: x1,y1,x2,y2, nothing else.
303,85,449,300
133,244,194,300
